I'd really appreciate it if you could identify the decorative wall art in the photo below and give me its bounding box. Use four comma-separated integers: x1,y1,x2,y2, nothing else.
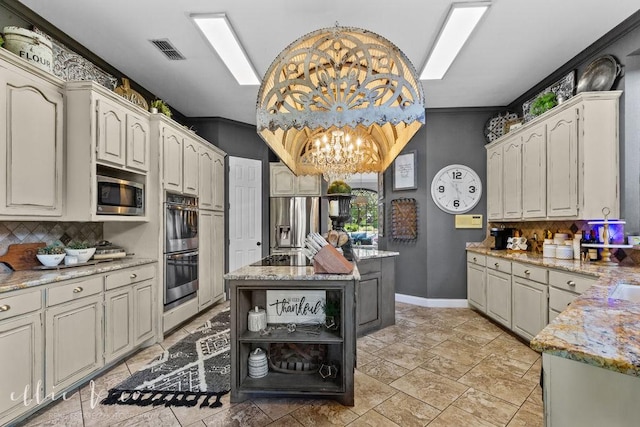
390,198,417,241
393,151,417,191
265,290,326,324
483,110,519,143
521,70,576,122
115,78,149,110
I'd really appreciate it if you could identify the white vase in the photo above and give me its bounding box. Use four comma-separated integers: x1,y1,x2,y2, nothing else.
150,107,158,114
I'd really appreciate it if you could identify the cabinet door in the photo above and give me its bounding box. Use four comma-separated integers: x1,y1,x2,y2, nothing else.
502,138,522,219
96,97,126,167
270,163,295,196
522,124,547,218
183,139,200,196
213,152,225,211
198,210,214,309
199,149,215,210
547,108,578,217
486,269,511,328
467,262,486,313
357,272,381,335
163,127,183,192
104,288,133,364
212,211,225,300
134,281,154,345
512,277,548,340
0,68,63,216
45,295,103,395
126,113,150,172
0,313,42,423
296,175,321,196
486,145,503,220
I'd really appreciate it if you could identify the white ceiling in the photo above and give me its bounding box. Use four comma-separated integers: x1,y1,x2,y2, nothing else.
19,0,640,125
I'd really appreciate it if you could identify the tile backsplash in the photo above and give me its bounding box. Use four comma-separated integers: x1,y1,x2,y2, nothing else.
0,222,103,273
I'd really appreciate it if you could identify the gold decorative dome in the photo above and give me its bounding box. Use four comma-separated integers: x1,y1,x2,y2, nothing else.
256,26,425,178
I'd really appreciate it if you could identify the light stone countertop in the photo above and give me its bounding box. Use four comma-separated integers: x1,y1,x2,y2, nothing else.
0,258,157,294
224,264,360,281
352,248,400,260
467,247,640,377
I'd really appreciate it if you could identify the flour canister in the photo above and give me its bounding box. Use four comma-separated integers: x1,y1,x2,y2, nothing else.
3,26,53,73
248,306,267,332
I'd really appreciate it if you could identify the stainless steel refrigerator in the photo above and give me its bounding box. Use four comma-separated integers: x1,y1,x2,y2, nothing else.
270,197,320,253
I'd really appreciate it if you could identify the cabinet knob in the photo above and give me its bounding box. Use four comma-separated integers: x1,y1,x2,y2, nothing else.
524,270,530,275
494,263,499,267
73,286,84,293
130,273,137,279
0,304,10,312
567,280,576,287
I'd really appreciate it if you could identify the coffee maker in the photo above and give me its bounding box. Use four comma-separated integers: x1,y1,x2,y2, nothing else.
490,228,514,250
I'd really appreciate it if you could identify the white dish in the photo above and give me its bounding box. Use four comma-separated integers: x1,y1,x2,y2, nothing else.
36,253,65,267
64,247,96,263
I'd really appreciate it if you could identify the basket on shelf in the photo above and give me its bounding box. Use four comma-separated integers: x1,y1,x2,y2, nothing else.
268,343,327,375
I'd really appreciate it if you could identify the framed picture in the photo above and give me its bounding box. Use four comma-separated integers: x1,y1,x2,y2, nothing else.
393,150,417,191
378,173,384,200
504,118,524,134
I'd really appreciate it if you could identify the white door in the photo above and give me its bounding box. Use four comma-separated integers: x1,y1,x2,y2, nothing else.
228,157,262,272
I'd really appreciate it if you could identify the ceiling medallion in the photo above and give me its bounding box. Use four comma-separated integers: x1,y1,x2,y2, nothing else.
256,26,425,178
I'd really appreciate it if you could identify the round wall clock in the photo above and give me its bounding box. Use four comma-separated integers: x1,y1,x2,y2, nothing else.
431,164,482,214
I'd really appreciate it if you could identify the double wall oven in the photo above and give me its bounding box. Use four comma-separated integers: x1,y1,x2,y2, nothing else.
164,194,199,311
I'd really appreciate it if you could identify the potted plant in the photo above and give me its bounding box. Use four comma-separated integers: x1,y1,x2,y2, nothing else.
64,241,96,263
36,245,66,266
150,99,172,117
327,180,351,195
530,92,558,117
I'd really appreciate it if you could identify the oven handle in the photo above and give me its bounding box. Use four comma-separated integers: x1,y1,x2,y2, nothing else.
165,204,199,212
166,251,199,259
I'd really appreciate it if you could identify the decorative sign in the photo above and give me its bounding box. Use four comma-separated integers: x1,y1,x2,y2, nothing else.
266,290,326,324
114,78,149,110
393,150,417,190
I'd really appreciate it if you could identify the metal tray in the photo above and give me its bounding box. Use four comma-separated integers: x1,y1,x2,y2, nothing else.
577,55,621,93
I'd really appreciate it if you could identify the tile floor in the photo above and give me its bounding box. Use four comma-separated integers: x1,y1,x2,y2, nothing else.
19,301,543,426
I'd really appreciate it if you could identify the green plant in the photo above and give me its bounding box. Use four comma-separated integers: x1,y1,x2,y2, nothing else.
66,241,91,249
0,34,4,48
322,298,340,318
150,99,172,118
530,92,558,116
327,180,351,194
37,245,65,255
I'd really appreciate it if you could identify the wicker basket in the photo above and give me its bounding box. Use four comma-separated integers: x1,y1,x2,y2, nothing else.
268,343,327,375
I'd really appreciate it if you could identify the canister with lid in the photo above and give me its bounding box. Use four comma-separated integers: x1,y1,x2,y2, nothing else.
248,348,268,378
248,306,267,332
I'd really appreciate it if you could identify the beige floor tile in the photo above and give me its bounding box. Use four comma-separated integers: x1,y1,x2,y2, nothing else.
185,422,206,427
351,370,397,416
394,312,430,325
22,409,83,427
506,401,544,426
289,400,359,426
458,365,536,406
367,325,409,344
355,349,378,367
266,414,304,426
449,331,494,347
525,385,543,409
428,405,496,427
252,397,313,421
80,399,155,427
125,343,166,374
160,327,191,350
202,401,271,426
477,353,535,377
79,362,131,402
170,393,232,425
373,391,441,427
346,409,400,426
356,336,389,354
482,337,541,365
419,354,476,381
453,321,503,341
522,358,542,383
109,406,180,427
375,342,433,370
402,329,442,349
394,317,419,330
22,391,81,425
422,327,458,343
427,339,486,366
356,358,409,384
389,367,468,410
453,387,519,426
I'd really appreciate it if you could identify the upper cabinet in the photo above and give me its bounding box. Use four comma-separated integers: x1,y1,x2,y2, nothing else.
270,162,321,196
199,147,225,211
485,91,621,221
0,49,64,219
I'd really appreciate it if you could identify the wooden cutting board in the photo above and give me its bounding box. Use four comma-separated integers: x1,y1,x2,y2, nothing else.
0,242,46,271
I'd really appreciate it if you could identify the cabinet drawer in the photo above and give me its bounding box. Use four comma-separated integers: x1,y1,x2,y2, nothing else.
105,265,155,290
47,277,103,307
487,256,511,274
549,286,579,312
549,270,596,294
466,252,486,266
513,262,547,283
0,290,42,321
357,259,380,275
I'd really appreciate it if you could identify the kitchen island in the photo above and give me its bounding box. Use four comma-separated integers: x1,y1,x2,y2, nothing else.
225,263,359,406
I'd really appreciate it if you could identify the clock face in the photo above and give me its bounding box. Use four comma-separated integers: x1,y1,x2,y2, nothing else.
431,164,482,214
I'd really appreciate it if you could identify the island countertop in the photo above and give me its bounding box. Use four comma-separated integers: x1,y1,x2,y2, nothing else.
224,264,360,281
467,246,640,377
352,248,399,260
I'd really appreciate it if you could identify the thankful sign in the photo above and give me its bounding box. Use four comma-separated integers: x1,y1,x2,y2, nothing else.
266,290,326,324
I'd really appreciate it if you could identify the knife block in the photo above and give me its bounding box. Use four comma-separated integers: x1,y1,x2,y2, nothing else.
313,245,354,274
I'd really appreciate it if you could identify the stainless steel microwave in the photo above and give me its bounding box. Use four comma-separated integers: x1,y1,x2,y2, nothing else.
96,175,144,216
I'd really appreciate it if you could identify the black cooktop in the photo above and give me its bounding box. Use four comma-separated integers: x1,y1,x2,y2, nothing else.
250,253,312,267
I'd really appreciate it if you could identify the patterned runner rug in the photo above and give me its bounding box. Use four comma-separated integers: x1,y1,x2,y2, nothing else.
101,308,231,409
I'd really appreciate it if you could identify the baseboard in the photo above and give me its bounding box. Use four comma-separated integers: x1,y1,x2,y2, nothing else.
395,293,468,308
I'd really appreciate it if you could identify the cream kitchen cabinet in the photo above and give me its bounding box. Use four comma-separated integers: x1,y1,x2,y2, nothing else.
0,290,43,426
199,210,225,310
199,145,226,211
183,138,199,196
213,151,225,211
546,107,578,218
466,253,487,313
502,137,522,219
521,123,547,219
512,262,548,341
161,123,184,193
0,49,64,219
270,162,321,196
548,269,596,322
486,145,503,220
104,287,133,363
133,280,155,345
485,257,511,329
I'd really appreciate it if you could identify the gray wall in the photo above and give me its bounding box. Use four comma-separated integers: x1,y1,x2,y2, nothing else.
378,108,497,299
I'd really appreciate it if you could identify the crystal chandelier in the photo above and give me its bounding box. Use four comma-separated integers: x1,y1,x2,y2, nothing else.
256,26,425,178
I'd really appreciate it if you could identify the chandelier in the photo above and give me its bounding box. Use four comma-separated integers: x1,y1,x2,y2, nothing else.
256,26,425,178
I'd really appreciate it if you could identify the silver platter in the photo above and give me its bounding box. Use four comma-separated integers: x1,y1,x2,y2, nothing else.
577,55,621,93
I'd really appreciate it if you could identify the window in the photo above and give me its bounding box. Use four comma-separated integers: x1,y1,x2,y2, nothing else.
346,188,378,246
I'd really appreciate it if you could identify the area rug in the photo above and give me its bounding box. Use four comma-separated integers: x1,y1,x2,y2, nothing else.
101,308,231,409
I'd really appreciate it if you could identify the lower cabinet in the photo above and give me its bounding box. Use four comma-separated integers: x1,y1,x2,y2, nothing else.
104,288,133,363
199,210,225,310
357,272,381,335
466,253,487,313
355,256,396,336
512,277,548,340
133,281,155,345
486,260,512,329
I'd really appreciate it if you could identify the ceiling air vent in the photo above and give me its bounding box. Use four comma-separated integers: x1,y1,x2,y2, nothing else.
149,39,186,60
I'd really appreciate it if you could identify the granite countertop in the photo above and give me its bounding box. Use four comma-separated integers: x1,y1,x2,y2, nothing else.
352,248,400,260
467,246,640,376
0,258,157,294
224,264,360,281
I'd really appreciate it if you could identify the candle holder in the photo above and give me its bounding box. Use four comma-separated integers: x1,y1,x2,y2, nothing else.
325,194,355,261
